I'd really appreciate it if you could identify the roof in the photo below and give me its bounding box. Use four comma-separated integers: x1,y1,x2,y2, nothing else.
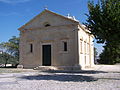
18,9,91,34
18,9,79,30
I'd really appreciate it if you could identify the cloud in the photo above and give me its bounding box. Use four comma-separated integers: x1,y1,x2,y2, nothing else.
0,0,31,4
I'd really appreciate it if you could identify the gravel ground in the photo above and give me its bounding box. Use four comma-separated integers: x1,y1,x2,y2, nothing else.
0,65,120,90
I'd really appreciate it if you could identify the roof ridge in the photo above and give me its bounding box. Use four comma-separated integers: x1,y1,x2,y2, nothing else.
45,9,79,23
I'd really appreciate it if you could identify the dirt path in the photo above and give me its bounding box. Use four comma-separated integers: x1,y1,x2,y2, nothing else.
0,65,120,90
93,64,120,72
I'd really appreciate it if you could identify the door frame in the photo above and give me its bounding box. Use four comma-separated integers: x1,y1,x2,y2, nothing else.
41,43,52,66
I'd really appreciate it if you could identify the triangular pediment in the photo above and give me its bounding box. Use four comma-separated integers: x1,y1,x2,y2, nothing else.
18,9,79,30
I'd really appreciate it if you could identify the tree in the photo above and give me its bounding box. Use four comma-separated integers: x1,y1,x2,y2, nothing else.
0,36,19,66
94,47,98,64
98,44,120,64
0,52,11,67
85,0,120,64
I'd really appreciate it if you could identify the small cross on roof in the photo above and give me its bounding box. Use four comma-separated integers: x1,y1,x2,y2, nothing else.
44,6,48,10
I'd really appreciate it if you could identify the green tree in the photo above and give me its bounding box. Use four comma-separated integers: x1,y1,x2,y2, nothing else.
94,47,98,64
0,53,4,64
0,36,19,66
85,0,120,64
0,52,11,67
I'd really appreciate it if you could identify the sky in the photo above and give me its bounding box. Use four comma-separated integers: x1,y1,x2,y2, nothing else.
0,0,103,55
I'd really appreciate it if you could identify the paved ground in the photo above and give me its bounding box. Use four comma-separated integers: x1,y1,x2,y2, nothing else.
0,65,120,90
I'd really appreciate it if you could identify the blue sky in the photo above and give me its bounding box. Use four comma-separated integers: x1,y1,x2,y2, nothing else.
0,0,103,54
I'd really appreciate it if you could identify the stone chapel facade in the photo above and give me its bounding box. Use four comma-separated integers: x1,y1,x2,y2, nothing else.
18,9,94,70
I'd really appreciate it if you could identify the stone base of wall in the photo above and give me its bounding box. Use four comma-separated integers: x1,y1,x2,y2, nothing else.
17,64,95,71
33,65,82,70
18,64,93,70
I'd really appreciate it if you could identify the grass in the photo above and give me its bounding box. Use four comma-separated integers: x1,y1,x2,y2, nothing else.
0,67,35,74
0,68,23,73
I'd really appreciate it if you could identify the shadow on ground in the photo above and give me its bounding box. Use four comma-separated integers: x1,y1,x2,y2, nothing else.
20,70,120,82
20,74,98,82
41,70,108,74
20,70,110,82
97,77,120,80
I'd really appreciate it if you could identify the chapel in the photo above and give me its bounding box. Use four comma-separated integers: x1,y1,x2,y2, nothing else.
18,9,94,70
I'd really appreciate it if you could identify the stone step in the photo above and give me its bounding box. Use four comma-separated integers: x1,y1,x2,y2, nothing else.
33,66,58,70
34,66,82,70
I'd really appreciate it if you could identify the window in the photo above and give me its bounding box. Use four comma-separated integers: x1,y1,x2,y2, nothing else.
45,24,51,27
84,41,86,54
44,22,51,27
63,42,67,51
30,44,33,53
87,43,89,54
80,38,83,54
80,39,83,53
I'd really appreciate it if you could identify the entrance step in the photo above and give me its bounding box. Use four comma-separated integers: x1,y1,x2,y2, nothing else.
34,66,82,70
34,66,58,70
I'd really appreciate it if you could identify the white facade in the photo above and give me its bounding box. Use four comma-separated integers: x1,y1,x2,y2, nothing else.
18,9,94,70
